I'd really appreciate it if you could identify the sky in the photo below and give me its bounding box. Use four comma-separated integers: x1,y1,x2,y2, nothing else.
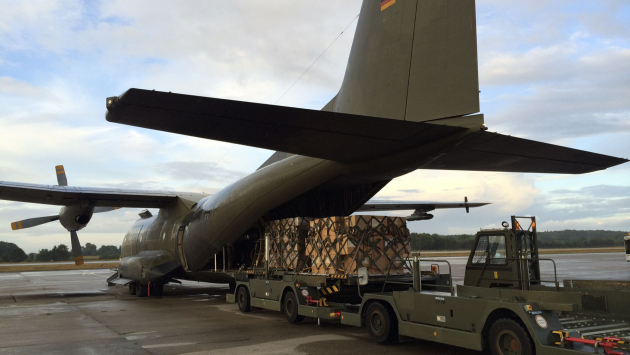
0,0,629,253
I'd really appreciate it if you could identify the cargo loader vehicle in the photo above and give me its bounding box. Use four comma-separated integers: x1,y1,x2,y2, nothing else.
227,216,630,355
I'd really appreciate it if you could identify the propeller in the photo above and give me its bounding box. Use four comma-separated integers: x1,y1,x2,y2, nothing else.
70,231,83,265
10,165,121,266
55,165,68,186
465,196,470,214
11,215,60,230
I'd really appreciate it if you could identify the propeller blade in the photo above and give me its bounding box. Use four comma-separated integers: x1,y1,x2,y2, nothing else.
55,165,68,186
70,231,84,266
93,207,121,213
465,196,470,214
11,215,60,230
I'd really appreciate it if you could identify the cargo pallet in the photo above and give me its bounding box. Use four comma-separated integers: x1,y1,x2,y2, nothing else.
227,216,630,355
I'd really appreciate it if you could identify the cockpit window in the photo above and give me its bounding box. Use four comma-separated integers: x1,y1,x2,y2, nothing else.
471,234,507,265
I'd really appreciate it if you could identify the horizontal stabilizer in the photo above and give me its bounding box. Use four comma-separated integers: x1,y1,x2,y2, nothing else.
107,89,627,174
106,89,467,164
421,131,628,174
0,181,205,208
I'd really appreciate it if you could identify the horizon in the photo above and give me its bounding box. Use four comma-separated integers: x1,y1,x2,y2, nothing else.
1,1,629,253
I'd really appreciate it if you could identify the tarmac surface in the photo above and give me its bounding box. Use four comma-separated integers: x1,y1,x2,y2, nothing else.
0,252,628,355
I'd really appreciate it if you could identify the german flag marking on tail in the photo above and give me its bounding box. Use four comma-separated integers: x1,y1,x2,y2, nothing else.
381,0,395,11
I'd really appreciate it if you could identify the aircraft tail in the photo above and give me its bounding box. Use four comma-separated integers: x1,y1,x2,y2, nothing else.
259,0,480,170
328,0,479,122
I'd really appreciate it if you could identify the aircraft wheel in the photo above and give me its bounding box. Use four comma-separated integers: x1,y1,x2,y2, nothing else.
136,284,148,297
283,291,304,324
366,302,398,344
488,318,533,355
128,283,137,295
237,286,251,313
151,284,164,297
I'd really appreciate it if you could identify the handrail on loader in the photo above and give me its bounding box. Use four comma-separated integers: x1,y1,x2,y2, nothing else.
380,257,454,296
479,257,560,291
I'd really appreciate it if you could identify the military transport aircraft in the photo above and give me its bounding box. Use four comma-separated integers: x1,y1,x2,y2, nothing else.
1,0,627,296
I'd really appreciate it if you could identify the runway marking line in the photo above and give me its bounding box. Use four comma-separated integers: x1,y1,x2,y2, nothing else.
142,342,197,349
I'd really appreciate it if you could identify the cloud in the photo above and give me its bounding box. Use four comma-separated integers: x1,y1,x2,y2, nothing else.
152,161,247,184
0,1,629,251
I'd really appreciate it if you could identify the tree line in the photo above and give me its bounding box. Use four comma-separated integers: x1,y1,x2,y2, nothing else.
0,241,121,263
409,230,629,251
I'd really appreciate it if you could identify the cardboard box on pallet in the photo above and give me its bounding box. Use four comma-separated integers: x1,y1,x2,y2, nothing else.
266,215,409,275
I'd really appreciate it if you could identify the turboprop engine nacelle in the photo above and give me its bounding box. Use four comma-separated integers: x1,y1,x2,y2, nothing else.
59,203,94,232
406,210,434,221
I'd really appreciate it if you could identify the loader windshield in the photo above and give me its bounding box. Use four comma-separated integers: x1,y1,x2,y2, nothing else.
471,234,507,265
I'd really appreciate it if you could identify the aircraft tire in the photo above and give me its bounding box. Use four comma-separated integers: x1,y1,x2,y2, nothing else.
136,284,148,297
366,302,398,344
283,291,304,324
237,286,251,313
128,283,137,295
488,318,533,355
151,284,164,297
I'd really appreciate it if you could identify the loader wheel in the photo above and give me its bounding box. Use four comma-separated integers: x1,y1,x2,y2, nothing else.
489,318,533,355
237,286,251,313
366,302,398,344
136,284,148,297
128,283,137,295
283,291,305,323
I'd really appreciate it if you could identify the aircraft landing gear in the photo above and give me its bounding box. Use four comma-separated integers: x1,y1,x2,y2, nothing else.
136,283,148,297
150,283,164,297
128,283,137,295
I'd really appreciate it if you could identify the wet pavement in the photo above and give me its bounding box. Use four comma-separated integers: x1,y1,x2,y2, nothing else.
0,252,627,354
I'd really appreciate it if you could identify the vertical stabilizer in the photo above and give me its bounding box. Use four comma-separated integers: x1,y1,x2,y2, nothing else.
331,0,479,122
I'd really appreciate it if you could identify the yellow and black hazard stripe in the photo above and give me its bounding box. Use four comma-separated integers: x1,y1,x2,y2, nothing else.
11,221,23,230
318,298,329,307
328,274,348,279
319,285,340,296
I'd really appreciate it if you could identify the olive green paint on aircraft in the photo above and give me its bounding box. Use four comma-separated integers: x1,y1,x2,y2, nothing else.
2,0,628,289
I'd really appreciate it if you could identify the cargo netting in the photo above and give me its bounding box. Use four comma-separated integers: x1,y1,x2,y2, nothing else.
255,216,411,275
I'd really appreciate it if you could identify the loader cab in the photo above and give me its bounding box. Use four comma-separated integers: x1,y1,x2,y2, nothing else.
464,216,541,290
625,235,630,262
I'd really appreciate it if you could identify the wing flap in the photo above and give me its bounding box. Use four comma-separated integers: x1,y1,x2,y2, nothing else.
357,200,489,212
0,181,204,208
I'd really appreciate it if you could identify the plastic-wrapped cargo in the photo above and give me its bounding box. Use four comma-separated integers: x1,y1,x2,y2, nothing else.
260,216,410,275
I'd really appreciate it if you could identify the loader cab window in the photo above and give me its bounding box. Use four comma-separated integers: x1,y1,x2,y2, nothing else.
471,234,507,265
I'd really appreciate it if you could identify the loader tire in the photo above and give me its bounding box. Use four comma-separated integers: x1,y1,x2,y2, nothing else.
488,318,533,355
237,286,251,313
283,291,304,324
366,302,398,344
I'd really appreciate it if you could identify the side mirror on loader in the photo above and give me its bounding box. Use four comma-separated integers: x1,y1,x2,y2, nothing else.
358,267,369,286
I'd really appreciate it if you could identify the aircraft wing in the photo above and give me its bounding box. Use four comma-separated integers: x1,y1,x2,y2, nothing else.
106,89,628,174
357,200,489,212
0,181,205,208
